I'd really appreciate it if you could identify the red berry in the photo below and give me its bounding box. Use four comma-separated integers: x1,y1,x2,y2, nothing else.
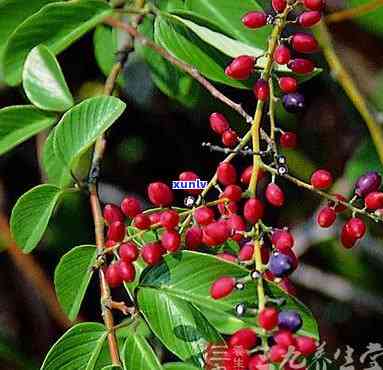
147,182,174,206
225,55,255,80
254,79,270,101
217,162,237,185
365,192,383,210
345,217,366,239
279,278,297,296
107,221,125,242
103,204,125,224
329,193,348,213
249,354,269,370
194,206,215,225
142,242,164,265
185,226,202,250
266,183,285,207
288,58,314,74
209,112,230,135
218,196,238,216
179,171,201,195
229,328,257,350
295,336,317,356
120,197,141,218
239,242,254,261
259,307,279,330
217,252,237,263
272,230,294,251
204,220,230,245
299,11,322,27
160,210,180,229
340,225,357,249
222,129,238,148
244,198,264,223
270,344,288,363
223,185,243,202
274,330,296,348
148,211,162,225
105,263,123,288
274,45,291,65
278,77,298,93
272,0,287,13
210,276,235,299
304,0,325,10
223,346,250,370
105,240,116,248
317,207,336,228
291,33,318,53
133,213,151,230
310,169,333,189
240,166,265,185
118,261,136,282
161,230,181,252
242,11,267,28
226,214,246,241
280,132,297,148
119,242,139,262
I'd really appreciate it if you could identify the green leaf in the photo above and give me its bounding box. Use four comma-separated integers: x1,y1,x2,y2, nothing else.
10,184,63,253
3,0,112,86
48,96,126,186
123,334,163,370
54,245,97,321
23,45,74,112
163,363,200,370
139,251,319,338
346,0,383,36
0,105,57,155
138,287,222,367
41,322,109,370
101,367,122,370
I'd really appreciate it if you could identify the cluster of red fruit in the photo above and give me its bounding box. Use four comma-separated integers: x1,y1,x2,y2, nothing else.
207,307,317,369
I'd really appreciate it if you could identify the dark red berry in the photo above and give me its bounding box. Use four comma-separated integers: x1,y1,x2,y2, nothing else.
161,230,181,252
105,263,123,288
222,129,238,148
304,0,325,10
217,252,237,262
249,354,269,370
242,11,267,28
217,162,237,185
239,242,254,261
160,210,180,229
274,329,296,348
218,196,238,215
272,0,287,13
280,277,297,296
278,77,298,93
295,336,317,356
272,230,294,251
105,240,116,248
240,166,265,185
266,183,285,207
345,217,366,239
179,171,201,195
310,169,333,189
118,261,136,282
204,220,230,245
329,193,348,213
185,226,202,250
365,192,383,210
103,204,125,224
119,242,139,262
244,198,264,223
107,221,125,242
209,112,230,135
259,307,279,330
288,58,314,74
226,214,246,241
270,344,288,363
142,242,164,265
291,33,318,53
194,206,215,225
254,79,269,101
120,197,141,218
229,328,257,350
148,182,173,206
223,185,243,202
210,276,235,299
280,132,297,148
274,45,291,65
282,92,305,113
341,225,357,249
317,207,336,228
148,211,162,225
355,171,382,197
225,55,255,80
133,213,151,230
299,11,321,27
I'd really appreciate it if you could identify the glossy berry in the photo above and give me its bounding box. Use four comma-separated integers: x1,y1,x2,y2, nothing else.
229,328,257,349
105,240,116,248
274,329,296,348
204,220,230,245
365,192,383,210
329,193,348,213
141,242,164,265
217,252,237,262
120,197,141,218
133,213,151,230
295,336,317,356
161,230,181,252
218,196,238,216
244,198,265,223
280,132,297,149
240,166,265,185
345,217,366,239
103,204,125,224
160,210,180,229
304,0,325,10
274,45,291,65
105,263,123,288
217,162,237,185
209,112,230,135
269,253,295,277
272,230,294,251
272,0,287,13
239,242,254,261
118,261,136,282
210,276,235,299
258,307,279,330
194,206,215,225
226,214,246,241
340,225,357,249
310,169,333,189
266,183,285,207
225,55,255,80
270,344,288,363
291,33,318,53
223,346,250,370
278,77,298,93
107,221,125,242
282,92,305,113
179,171,201,195
147,182,173,206
223,184,243,202
355,171,382,197
278,310,302,332
317,207,336,228
222,129,238,148
254,79,270,101
288,58,314,74
185,226,202,250
249,354,269,370
119,242,139,262
148,212,161,225
280,278,297,296
299,11,322,27
242,11,267,28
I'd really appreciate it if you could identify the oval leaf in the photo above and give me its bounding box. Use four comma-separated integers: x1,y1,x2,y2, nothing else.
23,45,74,111
10,184,62,253
41,322,108,370
0,105,57,155
123,334,163,370
3,0,112,86
54,245,97,321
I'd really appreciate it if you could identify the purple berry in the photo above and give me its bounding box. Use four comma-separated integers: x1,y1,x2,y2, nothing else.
269,253,294,277
278,310,302,332
282,93,305,113
355,171,381,197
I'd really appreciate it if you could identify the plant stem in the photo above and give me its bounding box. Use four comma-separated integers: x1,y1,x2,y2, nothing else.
314,21,383,165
